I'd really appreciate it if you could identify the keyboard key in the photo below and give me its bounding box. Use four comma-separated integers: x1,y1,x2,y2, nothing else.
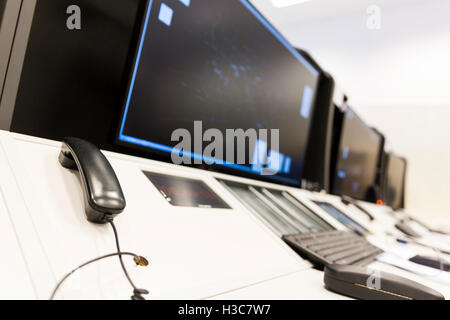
335,247,381,265
308,237,363,252
317,241,366,256
326,246,367,262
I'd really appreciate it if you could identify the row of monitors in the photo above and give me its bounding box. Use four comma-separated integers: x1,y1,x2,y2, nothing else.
331,107,407,210
0,0,406,209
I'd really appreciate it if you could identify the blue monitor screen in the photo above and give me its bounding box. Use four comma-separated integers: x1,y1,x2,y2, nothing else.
118,0,320,185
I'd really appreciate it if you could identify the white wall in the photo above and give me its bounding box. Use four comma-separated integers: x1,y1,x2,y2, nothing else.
262,0,450,219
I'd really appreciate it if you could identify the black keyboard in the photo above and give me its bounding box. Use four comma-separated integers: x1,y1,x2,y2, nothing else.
283,230,384,268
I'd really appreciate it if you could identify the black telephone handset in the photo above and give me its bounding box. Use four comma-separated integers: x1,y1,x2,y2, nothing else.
54,138,149,300
59,137,126,223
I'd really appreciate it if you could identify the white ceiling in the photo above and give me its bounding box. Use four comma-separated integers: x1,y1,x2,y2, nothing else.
250,0,432,27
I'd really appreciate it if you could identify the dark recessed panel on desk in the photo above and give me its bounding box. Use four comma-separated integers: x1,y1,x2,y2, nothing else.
219,179,334,236
313,201,368,235
143,171,231,209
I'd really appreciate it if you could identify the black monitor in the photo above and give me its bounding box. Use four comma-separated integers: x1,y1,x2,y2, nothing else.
296,49,335,193
383,152,407,209
117,0,320,186
371,127,386,200
1,0,146,142
331,107,383,202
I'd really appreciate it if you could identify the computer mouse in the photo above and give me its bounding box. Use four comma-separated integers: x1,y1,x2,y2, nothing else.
324,264,445,300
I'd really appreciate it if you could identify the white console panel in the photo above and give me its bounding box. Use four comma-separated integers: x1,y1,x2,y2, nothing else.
211,260,450,300
2,130,450,300
0,131,317,300
356,201,404,232
300,193,450,283
355,201,450,256
0,139,36,299
210,268,348,300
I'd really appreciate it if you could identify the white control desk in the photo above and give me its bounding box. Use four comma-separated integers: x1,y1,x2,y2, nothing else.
0,131,313,300
0,142,35,299
1,130,450,300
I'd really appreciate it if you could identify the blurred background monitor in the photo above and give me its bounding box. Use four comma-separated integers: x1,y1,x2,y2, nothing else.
296,48,335,193
331,107,383,202
371,127,387,201
383,152,407,209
